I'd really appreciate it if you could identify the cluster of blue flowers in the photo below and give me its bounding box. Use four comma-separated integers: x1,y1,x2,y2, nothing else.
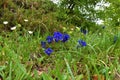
41,31,70,55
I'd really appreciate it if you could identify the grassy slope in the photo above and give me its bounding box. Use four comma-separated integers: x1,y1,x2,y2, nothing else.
0,26,120,80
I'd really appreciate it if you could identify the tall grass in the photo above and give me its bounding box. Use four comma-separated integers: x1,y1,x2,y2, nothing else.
0,26,120,80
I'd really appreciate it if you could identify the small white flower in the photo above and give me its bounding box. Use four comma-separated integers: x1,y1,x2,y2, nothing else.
28,31,33,34
3,21,8,25
10,26,16,30
96,20,104,25
24,19,28,22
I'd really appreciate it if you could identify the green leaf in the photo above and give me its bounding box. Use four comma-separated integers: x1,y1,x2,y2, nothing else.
64,58,75,80
42,73,53,80
0,66,6,72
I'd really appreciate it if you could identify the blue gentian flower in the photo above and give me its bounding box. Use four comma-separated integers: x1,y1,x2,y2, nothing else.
46,36,53,43
78,40,87,47
41,41,46,48
80,28,87,34
62,33,70,42
44,48,53,55
53,31,63,42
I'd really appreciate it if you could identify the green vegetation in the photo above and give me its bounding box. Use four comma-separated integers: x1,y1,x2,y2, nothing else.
0,0,120,80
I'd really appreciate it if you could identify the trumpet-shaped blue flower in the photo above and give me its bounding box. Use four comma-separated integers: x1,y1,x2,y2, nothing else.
41,41,46,48
44,48,53,55
46,36,53,43
53,31,63,42
78,40,87,47
62,33,70,42
80,28,87,34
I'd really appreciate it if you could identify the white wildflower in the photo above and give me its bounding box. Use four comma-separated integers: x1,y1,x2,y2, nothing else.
3,21,8,25
10,26,16,30
28,31,33,34
24,19,28,22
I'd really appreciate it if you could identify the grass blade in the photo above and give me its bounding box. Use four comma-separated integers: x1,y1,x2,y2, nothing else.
64,58,75,80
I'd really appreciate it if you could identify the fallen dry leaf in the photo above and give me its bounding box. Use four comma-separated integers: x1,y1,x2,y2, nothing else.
92,74,105,80
114,72,120,80
31,70,43,77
